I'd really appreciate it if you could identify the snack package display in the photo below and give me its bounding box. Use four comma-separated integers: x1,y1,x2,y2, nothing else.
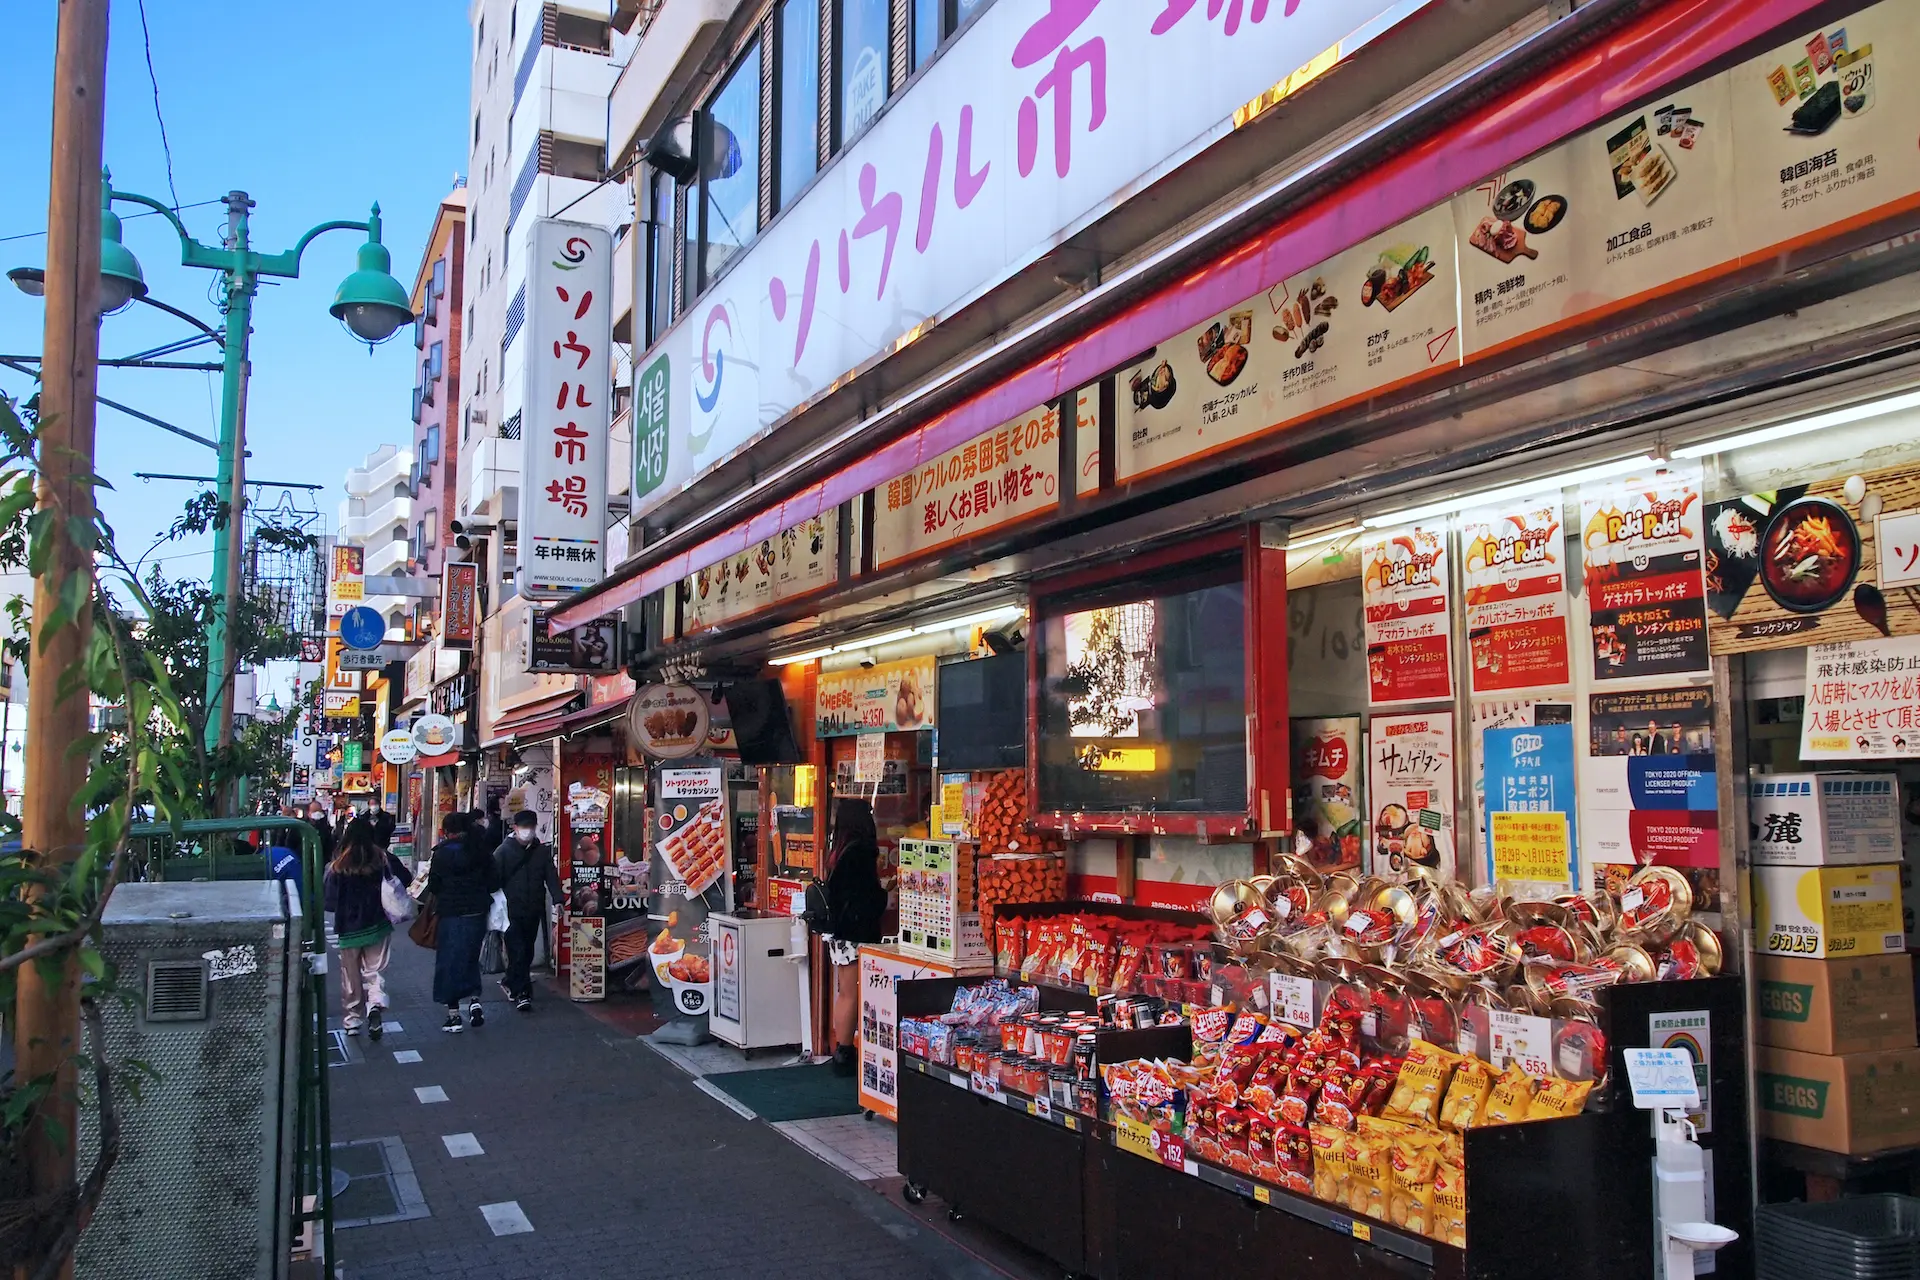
1482,1064,1539,1125
1310,1122,1351,1205
1385,1039,1458,1125
1389,1130,1440,1233
1527,1077,1596,1121
1432,1153,1468,1248
1440,1057,1495,1131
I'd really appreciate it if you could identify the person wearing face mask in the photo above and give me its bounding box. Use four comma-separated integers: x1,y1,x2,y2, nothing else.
493,809,563,1011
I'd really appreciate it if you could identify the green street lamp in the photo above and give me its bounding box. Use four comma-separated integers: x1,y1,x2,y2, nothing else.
13,169,414,765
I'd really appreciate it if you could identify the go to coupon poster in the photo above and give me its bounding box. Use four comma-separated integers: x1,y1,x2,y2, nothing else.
1459,495,1572,693
1362,525,1453,705
1367,713,1455,880
1580,463,1711,682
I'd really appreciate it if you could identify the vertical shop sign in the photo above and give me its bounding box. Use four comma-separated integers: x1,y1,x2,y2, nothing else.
519,220,611,597
1367,713,1455,880
442,562,478,650
633,353,670,505
327,544,364,617
1484,724,1578,891
1362,525,1453,705
568,917,606,1002
858,946,950,1123
1459,496,1572,693
1581,464,1710,682
1801,636,1920,759
872,405,1063,568
1583,687,1719,906
651,764,726,1017
1289,717,1364,873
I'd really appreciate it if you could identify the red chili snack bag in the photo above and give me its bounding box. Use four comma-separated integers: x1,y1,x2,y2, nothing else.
1277,1123,1315,1196
1247,1113,1278,1181
1192,1007,1233,1045
1278,1065,1321,1128
1313,1075,1358,1130
1217,1106,1252,1170
994,917,1023,971
1243,1052,1290,1116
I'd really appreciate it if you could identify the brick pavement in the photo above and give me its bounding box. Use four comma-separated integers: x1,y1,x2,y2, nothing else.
328,934,1022,1280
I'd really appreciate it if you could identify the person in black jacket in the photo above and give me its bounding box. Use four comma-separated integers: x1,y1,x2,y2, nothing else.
493,810,563,1012
369,799,397,849
323,817,411,1041
425,812,499,1032
822,798,887,1075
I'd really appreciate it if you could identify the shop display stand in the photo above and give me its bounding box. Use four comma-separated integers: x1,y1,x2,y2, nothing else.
894,974,1749,1280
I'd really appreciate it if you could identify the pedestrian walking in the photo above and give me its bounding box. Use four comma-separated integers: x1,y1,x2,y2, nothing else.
492,810,563,1012
370,798,397,848
820,798,887,1076
308,805,335,859
425,812,498,1032
324,817,412,1041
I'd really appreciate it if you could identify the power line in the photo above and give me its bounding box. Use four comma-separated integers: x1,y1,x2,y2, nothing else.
0,198,221,244
135,0,182,211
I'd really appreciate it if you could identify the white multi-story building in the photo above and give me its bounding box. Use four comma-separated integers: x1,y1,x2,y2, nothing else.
337,443,416,636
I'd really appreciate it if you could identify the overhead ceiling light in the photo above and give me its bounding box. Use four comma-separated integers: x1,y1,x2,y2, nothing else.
1672,390,1920,459
1362,455,1655,529
769,647,832,666
910,604,1025,635
1284,522,1360,551
832,628,915,653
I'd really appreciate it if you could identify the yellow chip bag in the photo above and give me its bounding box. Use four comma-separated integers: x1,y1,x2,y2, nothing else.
1440,1056,1494,1130
1432,1153,1468,1247
1311,1122,1351,1206
1527,1076,1595,1121
1358,1114,1414,1139
1345,1129,1392,1222
1482,1063,1537,1126
1388,1130,1440,1232
1385,1038,1459,1125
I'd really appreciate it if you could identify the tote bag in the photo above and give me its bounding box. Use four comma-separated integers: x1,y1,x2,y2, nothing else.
380,874,416,926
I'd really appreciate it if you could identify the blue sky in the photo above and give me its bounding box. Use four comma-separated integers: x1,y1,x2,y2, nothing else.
0,1,471,591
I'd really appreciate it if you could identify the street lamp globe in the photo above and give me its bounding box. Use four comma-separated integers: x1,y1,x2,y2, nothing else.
6,267,46,298
329,214,412,344
98,205,148,315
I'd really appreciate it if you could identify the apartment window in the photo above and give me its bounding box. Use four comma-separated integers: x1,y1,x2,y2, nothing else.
432,257,447,297
646,173,675,345
429,341,444,380
473,110,482,147
836,0,890,144
701,40,762,287
776,0,820,209
425,425,441,464
424,509,439,549
911,0,939,69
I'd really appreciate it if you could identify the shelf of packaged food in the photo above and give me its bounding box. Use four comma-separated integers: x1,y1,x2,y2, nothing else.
901,1052,1090,1132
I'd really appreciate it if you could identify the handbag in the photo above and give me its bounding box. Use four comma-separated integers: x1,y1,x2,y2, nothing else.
380,874,416,926
479,929,506,975
407,892,439,949
800,879,832,933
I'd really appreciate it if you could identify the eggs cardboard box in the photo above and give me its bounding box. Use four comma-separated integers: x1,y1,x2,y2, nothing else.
1757,1045,1920,1155
1755,953,1916,1055
1751,863,1906,958
1748,773,1900,866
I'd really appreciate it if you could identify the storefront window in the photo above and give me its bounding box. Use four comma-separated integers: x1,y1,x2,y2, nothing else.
836,0,889,144
777,0,820,209
701,40,762,288
1037,557,1247,813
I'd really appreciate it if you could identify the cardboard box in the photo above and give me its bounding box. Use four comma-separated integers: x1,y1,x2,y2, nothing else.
1752,863,1906,958
1749,773,1901,865
1757,1046,1920,1154
1755,954,1917,1054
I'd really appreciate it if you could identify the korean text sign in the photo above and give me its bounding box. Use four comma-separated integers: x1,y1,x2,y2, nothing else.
519,220,611,597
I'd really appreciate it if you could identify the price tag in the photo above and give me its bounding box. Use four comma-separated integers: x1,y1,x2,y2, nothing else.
1253,1185,1272,1205
1268,973,1315,1027
1624,1047,1702,1110
1162,1134,1186,1169
1035,1093,1053,1121
1064,1114,1079,1131
1352,1221,1373,1242
970,1069,1002,1102
1488,1009,1553,1077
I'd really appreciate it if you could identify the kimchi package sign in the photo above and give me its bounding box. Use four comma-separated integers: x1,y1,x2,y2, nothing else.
1459,495,1572,693
1363,525,1454,705
1580,464,1710,682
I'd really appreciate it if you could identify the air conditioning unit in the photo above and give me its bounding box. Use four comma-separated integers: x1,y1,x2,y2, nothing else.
79,881,303,1280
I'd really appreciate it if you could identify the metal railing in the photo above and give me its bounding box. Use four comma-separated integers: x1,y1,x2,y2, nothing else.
129,817,336,1280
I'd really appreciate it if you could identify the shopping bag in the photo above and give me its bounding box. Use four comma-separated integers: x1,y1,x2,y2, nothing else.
480,929,506,975
487,889,510,933
407,893,439,950
380,874,417,926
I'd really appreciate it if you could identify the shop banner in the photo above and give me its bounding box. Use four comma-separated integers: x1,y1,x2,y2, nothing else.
873,405,1062,568
1367,713,1455,880
517,220,611,598
649,763,725,1017
1484,724,1578,892
1289,717,1364,873
1708,459,1920,653
522,607,620,673
560,757,614,929
656,765,728,895
1580,464,1710,682
816,656,935,737
1801,636,1920,759
1460,495,1573,693
327,544,363,618
859,946,955,1123
684,510,838,634
1582,687,1720,910
1118,206,1459,483
442,562,477,650
1362,525,1453,705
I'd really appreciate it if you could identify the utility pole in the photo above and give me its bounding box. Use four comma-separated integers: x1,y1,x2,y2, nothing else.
17,2,109,1277
205,192,255,775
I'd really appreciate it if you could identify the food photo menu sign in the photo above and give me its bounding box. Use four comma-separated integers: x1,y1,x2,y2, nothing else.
1580,464,1711,682
1362,525,1454,705
1459,495,1573,693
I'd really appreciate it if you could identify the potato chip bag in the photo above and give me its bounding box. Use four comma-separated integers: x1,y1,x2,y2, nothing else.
1310,1122,1350,1206
1432,1152,1467,1247
1482,1063,1537,1126
1345,1128,1393,1221
1385,1039,1458,1125
1389,1129,1439,1232
1440,1057,1495,1130
1527,1076,1595,1121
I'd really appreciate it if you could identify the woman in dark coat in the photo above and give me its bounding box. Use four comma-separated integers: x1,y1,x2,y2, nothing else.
822,798,887,1075
425,812,499,1032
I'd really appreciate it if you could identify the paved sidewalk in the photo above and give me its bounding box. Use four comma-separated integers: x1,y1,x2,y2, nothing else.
327,935,1014,1280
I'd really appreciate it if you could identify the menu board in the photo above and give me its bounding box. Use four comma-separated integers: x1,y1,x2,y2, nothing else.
1459,495,1572,693
1289,717,1364,873
1117,206,1460,483
1801,636,1920,759
1366,713,1455,880
568,917,606,1002
816,656,936,736
1362,524,1453,705
872,405,1062,568
684,510,838,633
1580,464,1711,682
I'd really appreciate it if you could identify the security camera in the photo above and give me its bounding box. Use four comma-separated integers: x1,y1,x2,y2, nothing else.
859,657,877,669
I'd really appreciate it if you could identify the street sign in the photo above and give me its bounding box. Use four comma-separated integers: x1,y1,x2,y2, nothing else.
335,651,390,670
339,606,386,651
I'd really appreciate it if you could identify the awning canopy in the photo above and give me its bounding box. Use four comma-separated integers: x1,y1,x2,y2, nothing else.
558,698,630,739
484,690,584,748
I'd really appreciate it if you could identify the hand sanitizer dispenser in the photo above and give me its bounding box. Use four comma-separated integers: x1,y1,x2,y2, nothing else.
1626,1047,1738,1279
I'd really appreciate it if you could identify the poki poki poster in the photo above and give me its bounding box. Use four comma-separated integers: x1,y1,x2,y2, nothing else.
1579,464,1710,682
1459,495,1572,693
1362,525,1454,705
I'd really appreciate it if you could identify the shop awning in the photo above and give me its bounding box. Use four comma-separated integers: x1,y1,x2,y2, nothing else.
484,690,584,748
557,698,630,739
552,0,1820,634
